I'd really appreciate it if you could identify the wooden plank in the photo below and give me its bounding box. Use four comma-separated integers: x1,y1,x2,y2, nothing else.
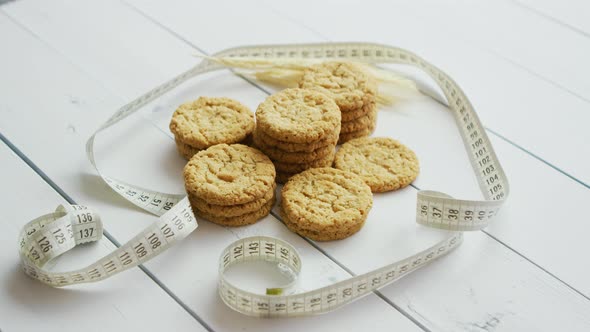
283,0,590,185
2,1,590,331
382,229,590,331
389,0,590,101
510,0,590,37
0,143,207,332
1,0,194,100
280,186,590,331
0,8,422,332
120,0,590,186
124,0,590,296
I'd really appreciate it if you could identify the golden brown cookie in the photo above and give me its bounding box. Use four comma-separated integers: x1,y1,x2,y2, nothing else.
340,106,377,134
256,88,341,143
184,144,275,205
334,137,419,192
170,97,255,149
299,62,377,112
175,135,254,160
254,133,335,163
175,138,201,160
281,168,372,240
193,196,275,227
337,122,376,144
281,208,366,241
341,101,376,122
254,128,338,153
188,183,276,218
272,149,335,173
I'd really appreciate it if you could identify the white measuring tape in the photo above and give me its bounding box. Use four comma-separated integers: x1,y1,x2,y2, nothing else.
18,43,508,317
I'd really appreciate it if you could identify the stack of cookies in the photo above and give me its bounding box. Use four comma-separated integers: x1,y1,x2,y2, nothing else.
299,62,378,144
170,97,255,160
183,144,276,227
253,88,341,183
281,168,373,241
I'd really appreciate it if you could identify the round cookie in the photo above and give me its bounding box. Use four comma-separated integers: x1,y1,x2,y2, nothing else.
193,196,275,227
341,102,376,122
176,135,254,160
281,209,366,241
256,88,341,143
334,137,419,192
184,144,275,205
254,134,335,163
281,168,373,240
254,128,338,153
273,149,335,173
340,107,377,134
188,183,276,217
299,62,377,112
175,138,201,160
170,97,255,149
338,122,376,144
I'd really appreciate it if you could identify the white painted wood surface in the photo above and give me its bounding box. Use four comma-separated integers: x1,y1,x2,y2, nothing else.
0,144,206,332
513,0,590,35
261,0,590,185
125,0,590,295
0,8,421,332
0,0,589,331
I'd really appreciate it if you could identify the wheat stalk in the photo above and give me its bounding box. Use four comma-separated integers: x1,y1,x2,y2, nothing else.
199,55,420,105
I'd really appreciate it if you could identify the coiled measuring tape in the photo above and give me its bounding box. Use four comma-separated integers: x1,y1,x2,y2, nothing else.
18,43,508,317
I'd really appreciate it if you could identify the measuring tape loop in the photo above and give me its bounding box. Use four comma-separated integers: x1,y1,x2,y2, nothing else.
19,198,196,286
19,43,508,317
219,233,462,317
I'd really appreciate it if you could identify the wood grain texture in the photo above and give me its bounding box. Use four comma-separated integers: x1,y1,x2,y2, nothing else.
125,0,590,296
0,7,422,332
513,0,590,36
390,0,590,101
121,0,590,186
0,143,207,332
273,0,590,185
1,0,589,330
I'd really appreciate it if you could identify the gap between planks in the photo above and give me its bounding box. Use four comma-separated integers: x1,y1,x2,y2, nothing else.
116,4,445,329
508,0,590,39
0,125,215,332
4,0,590,330
0,9,430,332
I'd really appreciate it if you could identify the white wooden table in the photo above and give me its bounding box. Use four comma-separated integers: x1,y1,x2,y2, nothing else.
1,1,589,331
